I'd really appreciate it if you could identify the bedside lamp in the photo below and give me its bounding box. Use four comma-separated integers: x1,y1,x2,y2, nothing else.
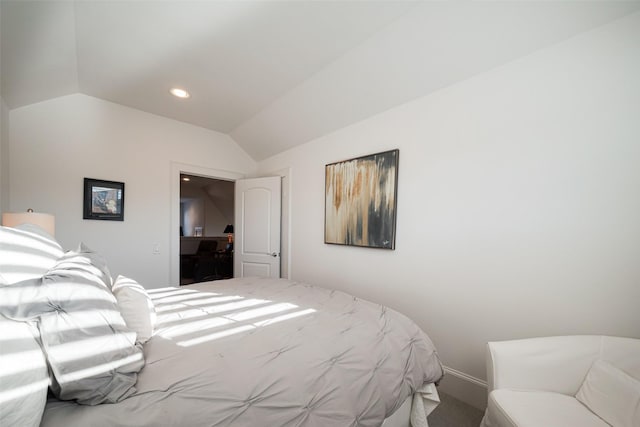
223,224,234,251
2,209,56,237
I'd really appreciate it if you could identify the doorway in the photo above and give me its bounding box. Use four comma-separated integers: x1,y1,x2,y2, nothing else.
169,162,291,286
170,163,244,286
179,175,234,285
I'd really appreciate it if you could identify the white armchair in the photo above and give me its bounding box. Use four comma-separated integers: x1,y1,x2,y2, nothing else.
480,335,640,427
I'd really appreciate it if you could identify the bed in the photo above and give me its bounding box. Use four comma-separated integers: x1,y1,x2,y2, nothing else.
0,223,444,427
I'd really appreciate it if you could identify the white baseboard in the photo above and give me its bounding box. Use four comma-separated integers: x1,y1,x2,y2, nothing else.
438,365,488,411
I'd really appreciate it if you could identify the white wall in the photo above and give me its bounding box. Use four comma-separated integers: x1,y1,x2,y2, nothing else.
0,96,8,213
0,0,8,211
258,12,640,406
180,184,232,237
9,94,256,287
0,3,4,213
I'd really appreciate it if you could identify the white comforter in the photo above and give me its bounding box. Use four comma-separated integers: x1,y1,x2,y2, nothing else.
42,277,443,426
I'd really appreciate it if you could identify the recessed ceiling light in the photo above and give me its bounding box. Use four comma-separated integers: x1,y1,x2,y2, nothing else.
170,88,190,99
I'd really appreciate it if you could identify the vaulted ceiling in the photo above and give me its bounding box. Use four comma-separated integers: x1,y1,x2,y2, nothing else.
2,1,639,161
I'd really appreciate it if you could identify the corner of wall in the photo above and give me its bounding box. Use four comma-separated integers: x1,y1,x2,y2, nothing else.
439,366,488,411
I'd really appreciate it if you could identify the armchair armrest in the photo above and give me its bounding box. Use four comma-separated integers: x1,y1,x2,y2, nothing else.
486,335,603,395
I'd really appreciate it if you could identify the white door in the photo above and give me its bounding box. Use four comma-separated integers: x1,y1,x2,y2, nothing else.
234,176,281,278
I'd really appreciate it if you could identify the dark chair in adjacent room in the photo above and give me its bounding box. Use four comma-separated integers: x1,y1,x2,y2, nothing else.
192,240,221,283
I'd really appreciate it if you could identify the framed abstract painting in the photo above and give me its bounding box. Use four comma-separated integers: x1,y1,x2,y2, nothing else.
325,149,398,249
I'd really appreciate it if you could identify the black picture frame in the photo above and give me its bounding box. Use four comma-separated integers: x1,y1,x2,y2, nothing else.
325,149,399,249
83,178,125,221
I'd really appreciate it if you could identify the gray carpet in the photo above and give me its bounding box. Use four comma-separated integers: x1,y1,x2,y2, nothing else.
427,392,485,427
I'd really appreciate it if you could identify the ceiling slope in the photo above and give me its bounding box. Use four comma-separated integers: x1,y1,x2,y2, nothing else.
1,1,79,108
2,1,639,161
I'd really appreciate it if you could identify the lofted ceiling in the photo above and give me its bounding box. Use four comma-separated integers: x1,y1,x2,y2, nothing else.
2,1,639,161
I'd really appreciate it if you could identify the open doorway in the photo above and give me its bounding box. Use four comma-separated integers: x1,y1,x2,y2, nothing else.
179,174,234,285
169,163,290,286
170,163,243,286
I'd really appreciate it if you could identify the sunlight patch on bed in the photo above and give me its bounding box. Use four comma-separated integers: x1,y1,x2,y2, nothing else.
224,302,298,322
2,236,60,253
51,260,105,277
154,304,247,327
154,298,271,327
154,306,214,323
0,348,48,378
183,295,247,307
40,310,126,333
190,297,270,314
155,307,215,326
154,295,243,313
147,288,200,299
0,378,50,405
47,333,137,364
252,308,316,327
151,291,220,305
156,302,293,339
1,253,56,270
154,300,292,331
2,241,60,262
58,352,144,384
177,324,256,347
157,315,234,339
0,282,117,307
183,297,267,312
177,308,317,347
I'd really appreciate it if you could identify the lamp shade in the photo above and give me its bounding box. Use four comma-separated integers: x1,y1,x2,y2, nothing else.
2,211,55,237
223,224,234,234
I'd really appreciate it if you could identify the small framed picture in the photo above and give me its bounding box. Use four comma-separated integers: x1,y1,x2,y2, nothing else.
83,178,125,221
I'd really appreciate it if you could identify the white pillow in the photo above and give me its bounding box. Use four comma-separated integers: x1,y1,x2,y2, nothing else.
0,224,63,284
0,315,49,427
576,359,640,427
112,275,156,344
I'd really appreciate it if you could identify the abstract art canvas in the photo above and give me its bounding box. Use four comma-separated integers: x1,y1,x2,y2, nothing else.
325,149,398,249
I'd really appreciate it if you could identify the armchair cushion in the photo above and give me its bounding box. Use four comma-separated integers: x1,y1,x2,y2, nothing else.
576,360,640,427
488,390,610,427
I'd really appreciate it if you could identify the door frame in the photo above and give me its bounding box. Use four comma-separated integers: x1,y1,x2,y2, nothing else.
170,162,292,285
267,167,292,280
170,162,243,285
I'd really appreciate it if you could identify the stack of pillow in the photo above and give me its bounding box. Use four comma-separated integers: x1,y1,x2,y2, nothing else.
0,224,156,427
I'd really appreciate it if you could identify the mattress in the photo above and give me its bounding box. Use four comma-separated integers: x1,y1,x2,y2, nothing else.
41,277,443,426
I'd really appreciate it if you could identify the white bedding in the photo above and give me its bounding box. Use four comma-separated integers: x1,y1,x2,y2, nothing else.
41,277,444,426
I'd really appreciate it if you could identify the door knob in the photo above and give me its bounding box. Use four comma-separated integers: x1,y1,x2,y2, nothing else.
270,252,279,258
